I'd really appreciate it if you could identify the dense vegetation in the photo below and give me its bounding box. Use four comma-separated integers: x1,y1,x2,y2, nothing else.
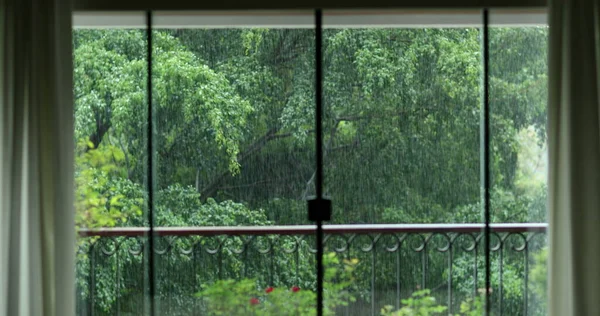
74,25,548,315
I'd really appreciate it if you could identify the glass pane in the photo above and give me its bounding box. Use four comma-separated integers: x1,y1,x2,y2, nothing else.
152,13,318,315
72,10,549,316
73,24,150,314
322,10,483,315
489,10,548,315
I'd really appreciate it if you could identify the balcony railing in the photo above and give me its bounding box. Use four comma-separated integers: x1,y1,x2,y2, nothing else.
76,223,547,316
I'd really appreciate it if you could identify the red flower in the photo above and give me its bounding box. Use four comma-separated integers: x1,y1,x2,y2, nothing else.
291,286,300,293
250,298,260,305
265,287,274,294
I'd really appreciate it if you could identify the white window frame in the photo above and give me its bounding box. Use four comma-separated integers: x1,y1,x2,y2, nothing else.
74,0,546,11
73,9,547,29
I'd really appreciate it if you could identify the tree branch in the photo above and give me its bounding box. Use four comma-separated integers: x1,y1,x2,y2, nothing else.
301,120,341,200
117,135,132,179
200,127,307,198
336,106,437,123
199,105,435,199
85,96,112,152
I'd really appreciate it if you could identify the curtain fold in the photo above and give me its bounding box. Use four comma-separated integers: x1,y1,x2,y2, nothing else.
548,0,600,315
0,0,74,315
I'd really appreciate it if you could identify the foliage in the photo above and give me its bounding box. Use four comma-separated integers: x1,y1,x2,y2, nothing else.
529,248,548,315
74,27,548,224
199,279,315,316
156,185,272,227
198,252,358,315
74,140,144,229
73,25,549,314
380,289,485,316
380,290,447,316
74,30,252,186
457,292,485,316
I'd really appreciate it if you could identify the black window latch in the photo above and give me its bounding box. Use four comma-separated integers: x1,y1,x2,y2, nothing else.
307,197,331,222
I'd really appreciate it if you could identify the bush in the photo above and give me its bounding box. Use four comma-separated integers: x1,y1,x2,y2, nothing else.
380,289,485,316
197,252,358,315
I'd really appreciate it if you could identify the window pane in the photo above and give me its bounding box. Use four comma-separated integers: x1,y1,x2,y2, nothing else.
72,10,549,316
73,26,149,314
490,11,548,315
322,11,484,315
152,14,318,315
490,25,548,224
323,26,482,225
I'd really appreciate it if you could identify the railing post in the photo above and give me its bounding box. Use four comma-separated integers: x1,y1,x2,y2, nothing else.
295,240,300,288
270,236,274,286
142,238,148,316
345,236,352,316
524,240,529,315
241,238,247,280
422,241,427,290
499,240,504,316
448,240,453,314
116,240,120,316
396,245,401,310
89,242,95,316
474,237,479,297
218,247,223,280
371,245,376,316
193,244,199,316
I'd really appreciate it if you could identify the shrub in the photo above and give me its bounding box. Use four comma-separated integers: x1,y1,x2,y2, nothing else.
197,252,358,315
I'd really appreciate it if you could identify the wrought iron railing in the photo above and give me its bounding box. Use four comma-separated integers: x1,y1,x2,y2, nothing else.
76,223,547,316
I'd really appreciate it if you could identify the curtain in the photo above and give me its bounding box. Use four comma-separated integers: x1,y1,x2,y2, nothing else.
0,0,74,315
548,0,600,315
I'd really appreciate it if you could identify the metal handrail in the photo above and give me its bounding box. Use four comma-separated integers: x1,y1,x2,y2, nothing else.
77,223,548,237
76,222,548,315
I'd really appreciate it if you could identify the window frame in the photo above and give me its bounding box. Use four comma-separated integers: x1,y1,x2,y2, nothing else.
73,9,547,28
72,9,549,316
74,0,546,11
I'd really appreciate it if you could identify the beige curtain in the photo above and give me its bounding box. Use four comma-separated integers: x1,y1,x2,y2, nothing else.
0,0,74,315
548,0,600,315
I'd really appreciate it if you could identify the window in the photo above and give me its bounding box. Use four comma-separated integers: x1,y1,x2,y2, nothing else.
74,9,548,315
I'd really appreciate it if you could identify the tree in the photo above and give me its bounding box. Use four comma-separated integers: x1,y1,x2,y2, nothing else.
74,25,549,315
